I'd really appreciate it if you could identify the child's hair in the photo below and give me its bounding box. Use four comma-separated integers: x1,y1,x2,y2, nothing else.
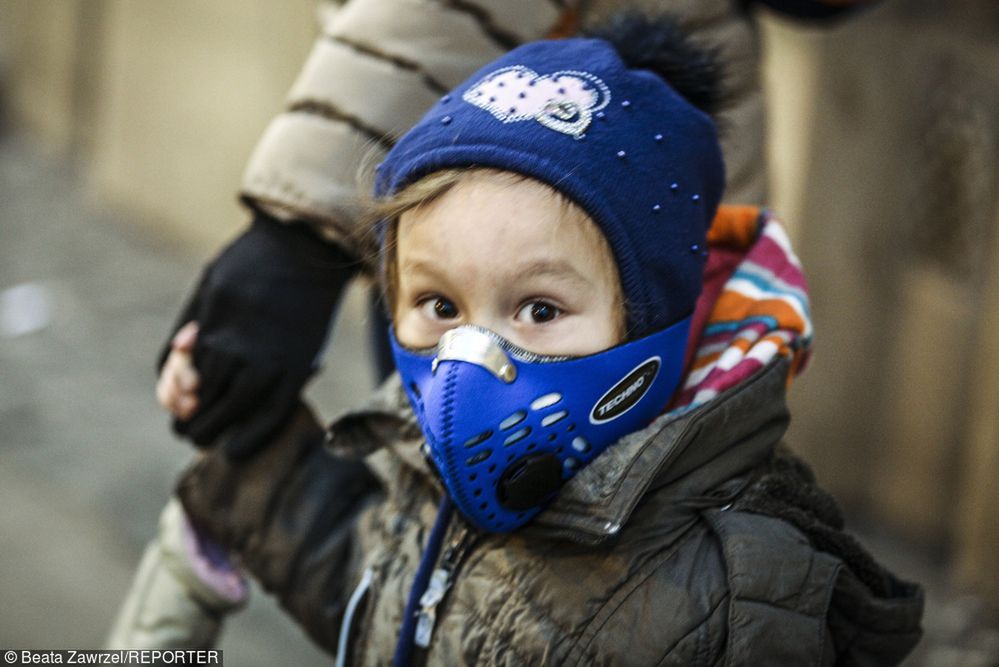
370,168,463,317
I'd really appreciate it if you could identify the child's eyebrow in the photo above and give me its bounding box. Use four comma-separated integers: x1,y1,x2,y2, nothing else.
399,256,595,290
399,259,446,278
516,259,594,287
401,256,590,280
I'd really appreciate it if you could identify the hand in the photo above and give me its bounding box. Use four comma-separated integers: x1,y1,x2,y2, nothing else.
159,212,357,458
156,321,201,421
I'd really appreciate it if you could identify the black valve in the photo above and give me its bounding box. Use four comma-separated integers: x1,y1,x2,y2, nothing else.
497,453,563,511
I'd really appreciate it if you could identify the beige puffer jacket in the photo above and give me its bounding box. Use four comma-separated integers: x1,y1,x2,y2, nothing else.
241,0,765,249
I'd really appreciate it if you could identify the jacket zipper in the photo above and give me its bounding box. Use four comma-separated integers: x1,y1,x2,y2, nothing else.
336,567,374,667
413,525,477,649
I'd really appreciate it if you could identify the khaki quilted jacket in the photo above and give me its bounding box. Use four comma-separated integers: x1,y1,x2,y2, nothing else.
177,357,923,666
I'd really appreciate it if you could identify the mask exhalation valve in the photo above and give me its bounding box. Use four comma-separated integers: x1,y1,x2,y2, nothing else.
497,453,563,511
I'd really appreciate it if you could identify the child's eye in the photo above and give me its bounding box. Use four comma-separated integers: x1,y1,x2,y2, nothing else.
517,300,562,324
419,295,460,320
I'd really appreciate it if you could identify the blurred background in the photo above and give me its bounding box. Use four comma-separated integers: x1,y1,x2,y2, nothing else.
1,0,997,665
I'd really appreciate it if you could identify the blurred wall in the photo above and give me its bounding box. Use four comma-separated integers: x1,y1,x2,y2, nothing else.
1,1,85,152
3,0,998,600
1,0,319,250
765,0,999,599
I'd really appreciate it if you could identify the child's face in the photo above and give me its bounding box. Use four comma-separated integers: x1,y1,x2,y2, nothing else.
393,171,625,357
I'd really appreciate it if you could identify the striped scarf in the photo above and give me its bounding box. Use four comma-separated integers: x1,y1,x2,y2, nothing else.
673,205,812,410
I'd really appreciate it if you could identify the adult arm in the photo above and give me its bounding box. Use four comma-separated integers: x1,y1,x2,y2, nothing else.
240,0,568,251
161,0,569,456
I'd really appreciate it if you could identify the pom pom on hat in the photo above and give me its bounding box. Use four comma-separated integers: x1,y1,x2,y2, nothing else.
376,15,726,339
583,12,727,118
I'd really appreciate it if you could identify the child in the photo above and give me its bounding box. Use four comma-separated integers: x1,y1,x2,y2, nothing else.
176,14,923,665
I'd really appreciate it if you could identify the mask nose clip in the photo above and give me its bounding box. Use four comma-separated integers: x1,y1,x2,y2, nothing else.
431,326,517,383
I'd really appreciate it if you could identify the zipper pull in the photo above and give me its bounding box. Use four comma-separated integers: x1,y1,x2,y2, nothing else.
414,567,452,648
413,526,474,649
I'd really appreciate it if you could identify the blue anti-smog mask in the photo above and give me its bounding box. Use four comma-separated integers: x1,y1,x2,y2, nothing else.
391,320,690,532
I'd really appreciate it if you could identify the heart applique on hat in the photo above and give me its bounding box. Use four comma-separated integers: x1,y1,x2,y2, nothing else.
462,65,610,139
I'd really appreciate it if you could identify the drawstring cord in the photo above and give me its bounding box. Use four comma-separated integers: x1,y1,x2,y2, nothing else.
391,495,454,667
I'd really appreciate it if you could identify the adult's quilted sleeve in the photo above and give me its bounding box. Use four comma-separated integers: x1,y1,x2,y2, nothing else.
240,0,567,252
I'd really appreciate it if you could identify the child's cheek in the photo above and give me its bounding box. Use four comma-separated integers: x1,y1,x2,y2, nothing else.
394,309,438,349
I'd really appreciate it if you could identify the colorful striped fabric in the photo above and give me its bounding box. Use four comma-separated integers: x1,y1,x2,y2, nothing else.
672,205,812,410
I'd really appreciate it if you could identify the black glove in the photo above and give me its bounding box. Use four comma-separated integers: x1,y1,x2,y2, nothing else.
160,212,357,458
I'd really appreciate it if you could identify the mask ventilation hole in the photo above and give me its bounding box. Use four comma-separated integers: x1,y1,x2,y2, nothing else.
572,437,590,453
499,411,527,430
464,430,492,448
541,410,568,427
547,433,557,442
503,427,531,446
465,449,492,466
563,458,579,474
530,393,562,411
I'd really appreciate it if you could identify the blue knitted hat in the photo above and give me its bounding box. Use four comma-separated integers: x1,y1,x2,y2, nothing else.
375,37,725,338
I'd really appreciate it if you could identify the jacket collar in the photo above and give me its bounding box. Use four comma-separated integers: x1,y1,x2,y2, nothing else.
530,356,790,544
326,357,791,545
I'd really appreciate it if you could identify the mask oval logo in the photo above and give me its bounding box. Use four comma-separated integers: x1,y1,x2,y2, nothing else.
589,357,661,424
